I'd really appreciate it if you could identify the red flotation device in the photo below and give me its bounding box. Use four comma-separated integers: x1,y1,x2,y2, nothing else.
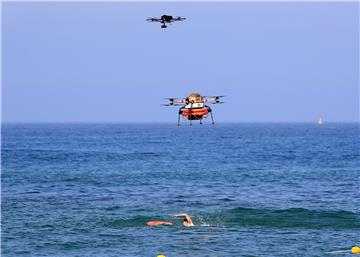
181,107,209,116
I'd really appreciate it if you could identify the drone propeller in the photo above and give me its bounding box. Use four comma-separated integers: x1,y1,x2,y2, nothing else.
207,95,225,98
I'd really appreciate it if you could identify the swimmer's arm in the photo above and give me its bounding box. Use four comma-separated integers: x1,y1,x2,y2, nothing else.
172,213,193,222
172,213,195,226
172,213,190,218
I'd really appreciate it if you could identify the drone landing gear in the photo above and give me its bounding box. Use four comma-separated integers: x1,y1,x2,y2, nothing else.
189,103,193,126
177,112,181,126
209,108,215,125
161,23,167,28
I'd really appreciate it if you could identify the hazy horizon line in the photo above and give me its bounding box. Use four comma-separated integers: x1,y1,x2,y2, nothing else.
2,121,359,124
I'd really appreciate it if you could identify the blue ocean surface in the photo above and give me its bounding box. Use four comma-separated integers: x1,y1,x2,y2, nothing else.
2,123,359,257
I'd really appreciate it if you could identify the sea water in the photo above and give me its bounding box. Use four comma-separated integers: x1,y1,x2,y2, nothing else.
2,123,359,256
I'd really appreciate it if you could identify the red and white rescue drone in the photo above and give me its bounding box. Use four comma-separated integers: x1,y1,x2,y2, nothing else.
163,93,224,126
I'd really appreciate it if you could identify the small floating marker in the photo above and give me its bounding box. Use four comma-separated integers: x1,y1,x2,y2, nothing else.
326,246,360,254
157,255,166,257
352,246,360,254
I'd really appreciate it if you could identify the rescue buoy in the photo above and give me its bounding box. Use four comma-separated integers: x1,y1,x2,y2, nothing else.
352,246,360,254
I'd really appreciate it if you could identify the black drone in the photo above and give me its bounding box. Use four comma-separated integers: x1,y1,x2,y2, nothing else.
147,15,186,28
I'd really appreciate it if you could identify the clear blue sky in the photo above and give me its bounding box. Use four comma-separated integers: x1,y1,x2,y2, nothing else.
2,2,359,122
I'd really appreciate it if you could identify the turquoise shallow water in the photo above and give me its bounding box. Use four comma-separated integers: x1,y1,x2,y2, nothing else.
2,123,359,256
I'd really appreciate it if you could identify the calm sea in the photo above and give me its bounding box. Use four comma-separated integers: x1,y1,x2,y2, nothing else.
2,123,359,256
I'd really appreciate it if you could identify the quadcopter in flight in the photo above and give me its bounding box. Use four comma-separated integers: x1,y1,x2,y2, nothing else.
163,93,224,126
147,15,186,28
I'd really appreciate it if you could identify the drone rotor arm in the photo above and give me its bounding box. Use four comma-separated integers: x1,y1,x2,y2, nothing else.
164,98,186,103
204,95,225,104
162,103,183,106
174,99,186,104
163,97,186,106
172,16,186,22
147,18,162,22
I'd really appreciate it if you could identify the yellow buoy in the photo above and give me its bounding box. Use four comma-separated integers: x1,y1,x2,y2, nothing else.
157,255,166,257
352,246,360,254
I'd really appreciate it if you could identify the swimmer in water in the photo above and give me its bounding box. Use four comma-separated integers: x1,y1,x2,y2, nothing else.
172,213,194,227
146,213,194,227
